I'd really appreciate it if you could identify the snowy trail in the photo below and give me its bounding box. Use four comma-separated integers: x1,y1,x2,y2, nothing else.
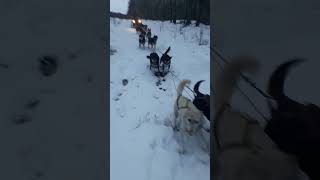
110,18,210,180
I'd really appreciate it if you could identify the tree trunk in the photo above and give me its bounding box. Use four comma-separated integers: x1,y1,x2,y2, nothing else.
185,0,191,25
173,0,176,24
196,0,202,26
170,0,172,22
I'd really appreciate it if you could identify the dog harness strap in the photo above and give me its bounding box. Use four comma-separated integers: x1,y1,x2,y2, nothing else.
176,95,189,110
176,95,181,109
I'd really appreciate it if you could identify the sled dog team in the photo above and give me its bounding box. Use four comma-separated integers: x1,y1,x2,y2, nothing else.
136,20,319,180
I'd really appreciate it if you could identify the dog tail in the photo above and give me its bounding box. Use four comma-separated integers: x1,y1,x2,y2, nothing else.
164,46,171,55
268,58,305,101
177,79,191,96
215,56,259,110
194,80,205,97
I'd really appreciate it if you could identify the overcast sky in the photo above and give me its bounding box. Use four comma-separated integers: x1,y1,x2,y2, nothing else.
110,0,129,14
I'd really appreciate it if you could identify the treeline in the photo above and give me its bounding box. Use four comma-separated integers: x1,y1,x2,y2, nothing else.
110,12,129,19
127,0,210,26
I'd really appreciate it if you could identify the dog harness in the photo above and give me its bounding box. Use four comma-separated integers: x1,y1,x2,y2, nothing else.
176,95,190,110
174,95,209,133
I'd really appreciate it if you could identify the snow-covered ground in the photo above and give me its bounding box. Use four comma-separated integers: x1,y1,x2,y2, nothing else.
110,18,210,180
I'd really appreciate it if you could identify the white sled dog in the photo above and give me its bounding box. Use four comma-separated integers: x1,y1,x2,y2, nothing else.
212,56,305,180
173,79,210,154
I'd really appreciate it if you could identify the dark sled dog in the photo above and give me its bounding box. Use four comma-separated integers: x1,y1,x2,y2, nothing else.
138,34,146,48
148,35,158,49
146,28,152,39
159,46,172,77
265,59,320,180
146,52,160,75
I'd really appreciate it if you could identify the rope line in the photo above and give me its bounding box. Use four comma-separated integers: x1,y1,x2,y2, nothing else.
212,47,273,99
212,47,269,122
169,71,194,99
169,71,195,94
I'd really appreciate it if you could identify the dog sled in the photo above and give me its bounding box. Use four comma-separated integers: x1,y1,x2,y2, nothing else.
131,18,142,28
146,47,172,77
135,23,148,35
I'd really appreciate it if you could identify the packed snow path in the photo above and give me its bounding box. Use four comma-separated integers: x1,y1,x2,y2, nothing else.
110,18,210,180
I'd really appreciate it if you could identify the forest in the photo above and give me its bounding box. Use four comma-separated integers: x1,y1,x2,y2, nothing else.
127,0,210,26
